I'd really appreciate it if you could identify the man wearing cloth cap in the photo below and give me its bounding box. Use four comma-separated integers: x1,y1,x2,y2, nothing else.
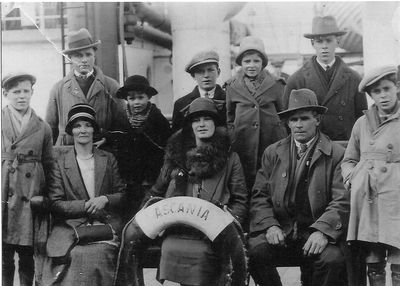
46,28,125,146
171,50,226,133
248,89,349,286
283,15,367,141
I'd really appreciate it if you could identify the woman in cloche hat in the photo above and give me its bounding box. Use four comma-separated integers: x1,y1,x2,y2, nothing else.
142,98,248,286
225,36,287,189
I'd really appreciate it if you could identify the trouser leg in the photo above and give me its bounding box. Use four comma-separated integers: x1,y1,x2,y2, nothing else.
367,262,386,286
312,244,347,286
15,245,34,286
2,243,16,286
391,264,400,286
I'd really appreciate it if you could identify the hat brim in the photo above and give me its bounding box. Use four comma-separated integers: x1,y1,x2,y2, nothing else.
2,74,36,87
235,50,268,68
63,40,101,54
360,69,398,93
303,31,347,39
184,110,221,125
116,84,158,99
278,106,328,119
186,60,219,73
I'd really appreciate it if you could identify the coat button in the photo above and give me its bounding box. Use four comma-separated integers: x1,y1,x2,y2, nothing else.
28,150,33,155
11,145,16,150
276,201,281,207
9,168,15,173
341,101,346,106
26,172,31,178
369,140,375,145
338,116,343,121
335,222,342,230
282,172,287,178
381,166,387,173
253,122,259,128
387,143,393,149
8,192,13,197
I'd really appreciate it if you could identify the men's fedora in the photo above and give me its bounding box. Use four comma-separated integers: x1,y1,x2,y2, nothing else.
304,15,346,39
63,28,101,54
278,89,328,118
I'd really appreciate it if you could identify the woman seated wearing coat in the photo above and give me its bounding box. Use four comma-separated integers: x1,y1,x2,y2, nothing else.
42,103,125,286
143,98,249,286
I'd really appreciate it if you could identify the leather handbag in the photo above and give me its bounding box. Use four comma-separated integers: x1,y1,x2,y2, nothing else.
74,224,114,245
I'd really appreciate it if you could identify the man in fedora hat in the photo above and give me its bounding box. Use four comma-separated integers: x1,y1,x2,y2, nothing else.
171,50,226,133
46,28,125,146
283,15,367,141
248,88,349,286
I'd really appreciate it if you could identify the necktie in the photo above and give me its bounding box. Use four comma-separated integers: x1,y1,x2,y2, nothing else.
204,92,209,98
325,65,330,71
298,143,308,157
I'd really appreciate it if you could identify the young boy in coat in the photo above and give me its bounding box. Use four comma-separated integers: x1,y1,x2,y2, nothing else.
342,66,400,286
226,36,287,189
2,73,53,286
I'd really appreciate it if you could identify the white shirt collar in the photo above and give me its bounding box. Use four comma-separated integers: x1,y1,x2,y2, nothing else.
74,69,94,79
294,136,316,149
199,87,216,99
316,58,336,71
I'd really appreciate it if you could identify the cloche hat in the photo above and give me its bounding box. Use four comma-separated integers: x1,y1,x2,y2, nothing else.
116,75,158,99
184,98,221,125
235,36,268,68
304,15,346,39
278,89,327,119
65,103,99,135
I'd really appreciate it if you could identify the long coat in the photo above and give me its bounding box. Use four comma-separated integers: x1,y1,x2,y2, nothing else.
283,56,367,141
250,133,349,242
171,85,226,133
2,107,53,247
342,104,400,249
46,66,125,145
226,69,287,187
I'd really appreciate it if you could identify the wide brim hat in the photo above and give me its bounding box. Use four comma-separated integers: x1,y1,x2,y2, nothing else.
359,65,398,93
185,50,220,74
278,88,328,119
2,72,36,89
235,36,268,68
65,103,99,136
304,15,347,39
116,75,158,99
63,28,101,54
184,97,221,125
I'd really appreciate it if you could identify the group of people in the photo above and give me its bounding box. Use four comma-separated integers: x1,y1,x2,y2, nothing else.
2,14,399,286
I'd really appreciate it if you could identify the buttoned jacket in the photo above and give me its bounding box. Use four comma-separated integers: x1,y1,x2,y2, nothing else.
250,133,349,241
46,67,125,145
283,56,367,140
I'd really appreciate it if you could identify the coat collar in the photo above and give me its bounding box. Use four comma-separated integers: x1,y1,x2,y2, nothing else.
364,103,400,134
2,107,42,145
62,146,107,198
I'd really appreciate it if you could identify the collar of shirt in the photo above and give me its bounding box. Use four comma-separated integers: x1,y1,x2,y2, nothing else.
294,136,316,150
8,104,31,123
316,58,336,71
199,87,216,99
74,69,94,79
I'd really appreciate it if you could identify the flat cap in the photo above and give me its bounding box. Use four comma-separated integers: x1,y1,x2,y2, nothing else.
359,65,398,93
185,50,219,73
2,72,36,89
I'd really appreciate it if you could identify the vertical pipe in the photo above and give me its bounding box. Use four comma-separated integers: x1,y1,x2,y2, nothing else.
60,2,66,77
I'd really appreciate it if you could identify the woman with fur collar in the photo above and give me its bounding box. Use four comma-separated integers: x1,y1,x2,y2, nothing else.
144,97,248,286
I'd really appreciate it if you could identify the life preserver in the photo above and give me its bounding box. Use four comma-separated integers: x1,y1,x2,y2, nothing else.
113,196,247,286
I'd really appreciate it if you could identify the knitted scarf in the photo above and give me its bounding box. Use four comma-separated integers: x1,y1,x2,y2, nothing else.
126,102,151,130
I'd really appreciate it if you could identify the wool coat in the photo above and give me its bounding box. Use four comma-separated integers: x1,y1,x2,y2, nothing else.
250,133,349,242
283,56,367,141
146,127,249,225
226,69,287,188
171,85,226,134
342,104,400,249
46,66,125,145
2,106,53,247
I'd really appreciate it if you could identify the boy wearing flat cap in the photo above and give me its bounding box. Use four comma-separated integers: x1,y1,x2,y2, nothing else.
46,28,125,146
284,15,367,141
171,50,226,133
2,73,53,285
342,66,400,286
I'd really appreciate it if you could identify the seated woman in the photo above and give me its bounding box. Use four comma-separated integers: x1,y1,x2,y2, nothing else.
144,98,249,286
42,103,125,286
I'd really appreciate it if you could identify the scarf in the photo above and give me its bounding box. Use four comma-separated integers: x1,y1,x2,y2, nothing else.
126,102,151,130
243,69,267,95
7,105,32,137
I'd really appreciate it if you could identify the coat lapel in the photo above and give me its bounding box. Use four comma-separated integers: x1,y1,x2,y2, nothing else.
94,149,107,197
304,60,329,103
2,108,18,143
253,71,278,100
12,110,41,145
322,58,350,106
201,167,225,202
275,138,291,200
63,148,90,200
231,71,258,105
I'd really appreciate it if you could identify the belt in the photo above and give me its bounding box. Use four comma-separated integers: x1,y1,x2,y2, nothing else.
2,152,41,171
361,152,400,163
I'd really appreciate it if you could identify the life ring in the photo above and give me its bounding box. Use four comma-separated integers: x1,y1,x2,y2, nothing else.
113,196,247,286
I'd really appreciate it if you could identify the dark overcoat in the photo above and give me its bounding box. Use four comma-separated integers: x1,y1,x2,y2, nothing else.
250,133,349,242
226,69,287,187
171,85,226,133
283,56,367,141
46,67,125,145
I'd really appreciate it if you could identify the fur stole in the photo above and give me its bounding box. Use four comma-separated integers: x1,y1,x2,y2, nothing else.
164,126,231,180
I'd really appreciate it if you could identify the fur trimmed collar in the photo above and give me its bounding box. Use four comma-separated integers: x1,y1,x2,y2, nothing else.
164,126,231,179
